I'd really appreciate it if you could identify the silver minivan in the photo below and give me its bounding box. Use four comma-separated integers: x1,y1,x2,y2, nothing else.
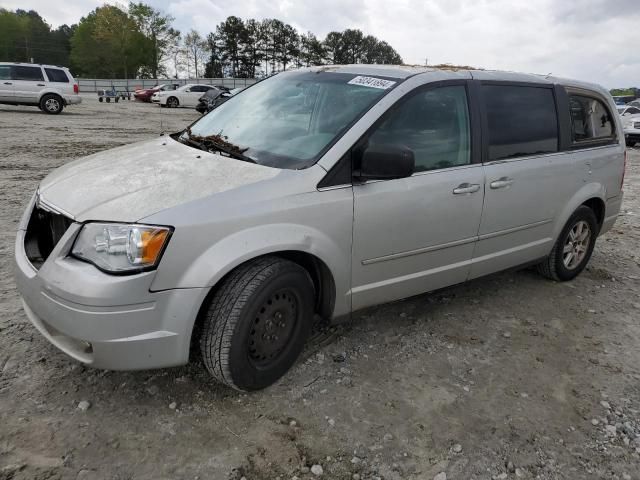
14,65,625,391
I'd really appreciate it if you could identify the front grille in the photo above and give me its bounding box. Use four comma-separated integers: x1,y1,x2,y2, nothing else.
24,206,73,269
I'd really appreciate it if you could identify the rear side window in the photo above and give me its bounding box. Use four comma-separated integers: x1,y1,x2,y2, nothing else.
482,85,558,161
0,65,10,80
11,66,44,81
44,68,69,83
569,95,614,143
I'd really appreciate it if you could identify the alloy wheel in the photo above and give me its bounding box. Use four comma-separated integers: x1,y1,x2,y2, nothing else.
562,220,591,269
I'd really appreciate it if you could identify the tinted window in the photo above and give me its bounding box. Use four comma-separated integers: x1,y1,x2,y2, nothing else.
569,95,614,142
0,65,10,80
44,68,69,83
368,85,471,172
12,66,44,81
626,107,640,115
483,85,558,161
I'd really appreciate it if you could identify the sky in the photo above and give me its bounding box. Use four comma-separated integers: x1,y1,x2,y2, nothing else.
3,0,639,88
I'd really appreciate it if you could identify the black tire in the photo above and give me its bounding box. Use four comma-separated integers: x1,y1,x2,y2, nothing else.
537,205,599,281
106,97,111,103
115,97,119,103
200,257,315,391
98,97,103,102
39,94,63,114
626,139,636,148
167,96,179,108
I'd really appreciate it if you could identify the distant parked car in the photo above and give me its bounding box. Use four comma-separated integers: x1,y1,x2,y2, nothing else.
151,84,216,108
195,86,238,114
134,84,173,102
618,105,640,116
0,62,81,114
619,106,640,147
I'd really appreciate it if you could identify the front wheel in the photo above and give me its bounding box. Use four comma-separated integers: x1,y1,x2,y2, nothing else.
200,257,315,391
537,205,598,281
626,139,636,148
166,96,179,108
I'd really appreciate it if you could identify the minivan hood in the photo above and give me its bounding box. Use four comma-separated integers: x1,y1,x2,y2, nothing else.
38,136,279,222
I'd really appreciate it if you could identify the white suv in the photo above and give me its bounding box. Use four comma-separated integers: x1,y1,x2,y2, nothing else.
0,62,81,114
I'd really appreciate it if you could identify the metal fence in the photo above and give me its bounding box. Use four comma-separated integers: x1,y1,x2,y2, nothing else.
76,77,258,93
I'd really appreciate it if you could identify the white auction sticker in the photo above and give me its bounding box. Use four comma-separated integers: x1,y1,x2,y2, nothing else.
347,76,396,90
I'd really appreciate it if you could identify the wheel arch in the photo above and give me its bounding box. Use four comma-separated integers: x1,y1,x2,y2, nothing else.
188,250,337,361
552,182,607,241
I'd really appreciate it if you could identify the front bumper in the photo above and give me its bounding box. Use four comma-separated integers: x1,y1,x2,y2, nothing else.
624,128,640,143
14,199,207,370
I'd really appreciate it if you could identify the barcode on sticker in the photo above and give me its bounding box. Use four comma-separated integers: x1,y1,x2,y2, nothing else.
347,76,396,90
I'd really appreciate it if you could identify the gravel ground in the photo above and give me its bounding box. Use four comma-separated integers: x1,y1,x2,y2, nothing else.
1,98,640,480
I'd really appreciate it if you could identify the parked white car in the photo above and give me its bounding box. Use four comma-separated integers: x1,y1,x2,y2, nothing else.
617,105,640,116
151,84,216,108
0,62,81,114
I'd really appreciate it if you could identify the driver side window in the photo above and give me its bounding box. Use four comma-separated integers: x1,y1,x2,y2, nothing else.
368,85,471,173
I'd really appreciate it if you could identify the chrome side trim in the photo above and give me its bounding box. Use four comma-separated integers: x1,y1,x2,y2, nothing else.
362,235,477,265
478,219,552,241
362,219,552,266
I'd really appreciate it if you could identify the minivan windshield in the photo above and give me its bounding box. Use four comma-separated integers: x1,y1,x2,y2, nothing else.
183,71,397,169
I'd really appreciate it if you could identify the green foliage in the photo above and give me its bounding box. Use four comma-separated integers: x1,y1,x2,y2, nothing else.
0,9,73,66
205,17,404,78
1,5,404,79
610,88,637,96
129,2,179,78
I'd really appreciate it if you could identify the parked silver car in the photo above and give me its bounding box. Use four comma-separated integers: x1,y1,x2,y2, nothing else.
14,65,626,391
0,62,81,114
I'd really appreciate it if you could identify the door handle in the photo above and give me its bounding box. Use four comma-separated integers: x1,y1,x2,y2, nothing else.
3,82,11,85
490,177,514,189
453,183,481,195
37,83,45,86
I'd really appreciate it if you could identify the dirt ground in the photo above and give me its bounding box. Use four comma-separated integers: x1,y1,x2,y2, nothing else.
1,98,640,480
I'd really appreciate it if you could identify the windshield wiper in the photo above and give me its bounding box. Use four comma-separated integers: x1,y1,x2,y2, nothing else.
182,128,257,164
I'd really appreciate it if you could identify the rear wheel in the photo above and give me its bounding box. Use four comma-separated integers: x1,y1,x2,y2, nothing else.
167,96,179,108
200,257,315,391
537,205,598,281
40,94,63,114
626,139,636,147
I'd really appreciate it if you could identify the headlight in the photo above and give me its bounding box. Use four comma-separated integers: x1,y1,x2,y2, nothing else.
71,223,172,273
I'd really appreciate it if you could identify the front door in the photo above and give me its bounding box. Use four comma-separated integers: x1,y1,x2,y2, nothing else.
351,83,485,311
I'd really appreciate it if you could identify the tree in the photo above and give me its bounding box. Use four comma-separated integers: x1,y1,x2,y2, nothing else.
323,31,342,64
0,9,74,65
70,5,146,78
215,16,245,77
205,32,224,78
129,2,179,78
184,29,208,78
299,32,325,66
240,19,264,78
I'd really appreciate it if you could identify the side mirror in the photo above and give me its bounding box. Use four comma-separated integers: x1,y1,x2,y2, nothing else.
356,144,415,180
